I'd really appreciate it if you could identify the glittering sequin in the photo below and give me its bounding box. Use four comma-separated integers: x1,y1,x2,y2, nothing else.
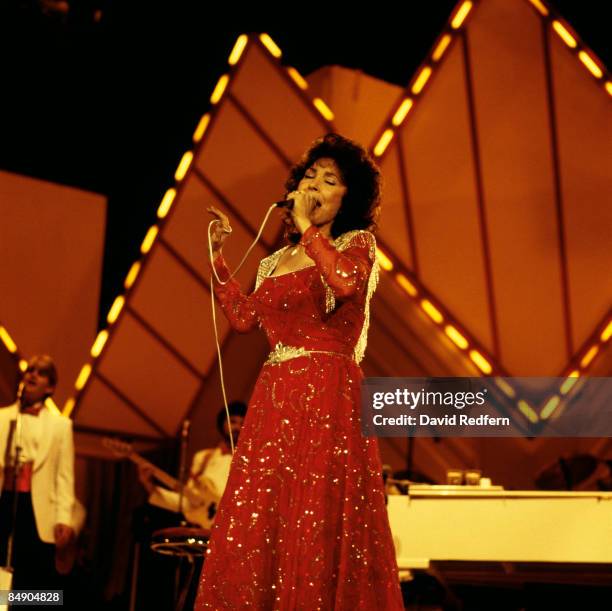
198,230,402,610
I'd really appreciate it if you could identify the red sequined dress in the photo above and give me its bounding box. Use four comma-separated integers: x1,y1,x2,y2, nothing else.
196,226,403,610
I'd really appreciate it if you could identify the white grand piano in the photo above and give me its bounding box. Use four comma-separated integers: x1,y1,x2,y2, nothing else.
388,486,612,585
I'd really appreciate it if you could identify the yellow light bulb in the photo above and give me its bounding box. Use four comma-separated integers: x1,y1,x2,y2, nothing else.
45,397,62,415
91,330,109,358
313,98,334,121
287,67,308,90
174,151,194,182
192,114,211,143
527,0,549,16
210,74,230,105
578,51,603,79
63,397,76,418
495,378,516,399
559,371,579,395
444,325,468,350
552,21,577,48
157,188,176,219
469,350,492,374
75,364,92,391
432,35,452,62
228,34,248,66
396,273,418,297
392,98,413,127
540,395,561,420
518,400,539,423
601,320,612,342
421,300,443,324
580,345,599,368
107,295,126,325
124,261,141,290
374,129,394,157
376,249,393,271
0,326,17,353
140,225,159,255
259,33,282,58
451,1,473,29
412,66,432,95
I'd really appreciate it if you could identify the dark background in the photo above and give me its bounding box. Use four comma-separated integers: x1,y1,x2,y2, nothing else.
0,1,608,326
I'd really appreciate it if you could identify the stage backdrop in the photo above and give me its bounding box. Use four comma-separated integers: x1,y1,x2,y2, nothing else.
0,170,106,405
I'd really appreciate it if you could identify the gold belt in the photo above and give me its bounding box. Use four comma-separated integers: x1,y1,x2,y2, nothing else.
265,342,353,365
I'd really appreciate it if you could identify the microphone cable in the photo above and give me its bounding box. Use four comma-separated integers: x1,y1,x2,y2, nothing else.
206,203,279,455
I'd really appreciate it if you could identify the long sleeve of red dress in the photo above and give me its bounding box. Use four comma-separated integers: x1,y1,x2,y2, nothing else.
211,254,259,333
299,225,375,300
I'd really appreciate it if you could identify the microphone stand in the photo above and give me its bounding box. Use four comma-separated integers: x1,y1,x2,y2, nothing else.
177,420,190,524
1,385,25,595
174,420,191,611
6,414,22,567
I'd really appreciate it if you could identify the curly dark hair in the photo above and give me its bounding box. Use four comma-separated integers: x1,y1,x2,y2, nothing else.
284,133,381,242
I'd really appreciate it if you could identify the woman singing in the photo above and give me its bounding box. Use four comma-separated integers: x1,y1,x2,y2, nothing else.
196,134,403,610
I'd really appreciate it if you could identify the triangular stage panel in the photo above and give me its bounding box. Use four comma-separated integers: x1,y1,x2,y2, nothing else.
0,171,106,405
371,0,611,397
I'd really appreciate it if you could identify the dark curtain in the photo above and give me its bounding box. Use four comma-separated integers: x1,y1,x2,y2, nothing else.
69,442,180,610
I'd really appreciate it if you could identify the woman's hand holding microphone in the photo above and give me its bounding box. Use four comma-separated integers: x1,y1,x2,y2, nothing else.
207,191,317,260
285,190,319,235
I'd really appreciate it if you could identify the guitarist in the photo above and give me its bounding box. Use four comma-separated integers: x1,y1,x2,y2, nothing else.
137,401,246,524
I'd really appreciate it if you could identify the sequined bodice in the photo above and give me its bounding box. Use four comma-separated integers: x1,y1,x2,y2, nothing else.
253,265,365,358
212,228,379,363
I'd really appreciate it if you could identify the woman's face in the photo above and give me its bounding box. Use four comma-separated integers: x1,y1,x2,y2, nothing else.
297,157,347,227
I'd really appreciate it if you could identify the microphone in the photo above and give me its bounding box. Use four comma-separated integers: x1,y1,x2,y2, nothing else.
275,199,322,210
16,380,25,407
181,419,191,438
275,199,293,209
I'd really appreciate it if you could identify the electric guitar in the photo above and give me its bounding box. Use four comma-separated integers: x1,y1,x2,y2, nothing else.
103,437,220,529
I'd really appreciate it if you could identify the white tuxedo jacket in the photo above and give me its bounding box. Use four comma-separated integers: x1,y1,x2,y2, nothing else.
0,403,75,544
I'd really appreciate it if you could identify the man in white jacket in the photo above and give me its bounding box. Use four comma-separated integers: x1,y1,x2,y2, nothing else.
0,355,75,590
